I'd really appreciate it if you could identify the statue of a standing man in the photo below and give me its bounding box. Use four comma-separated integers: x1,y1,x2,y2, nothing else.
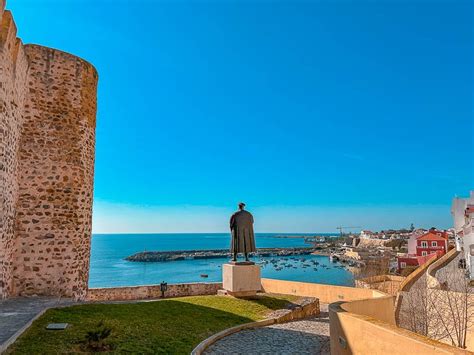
230,202,256,262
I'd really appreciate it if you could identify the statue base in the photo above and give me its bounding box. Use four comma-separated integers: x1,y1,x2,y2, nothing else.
228,260,255,265
221,263,261,298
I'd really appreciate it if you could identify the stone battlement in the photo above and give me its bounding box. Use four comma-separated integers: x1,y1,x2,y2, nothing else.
0,0,97,300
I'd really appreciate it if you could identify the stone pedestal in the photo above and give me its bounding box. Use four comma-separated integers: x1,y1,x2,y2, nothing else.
221,263,261,297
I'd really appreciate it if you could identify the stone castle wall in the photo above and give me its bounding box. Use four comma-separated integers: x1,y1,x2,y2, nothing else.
0,3,28,299
87,283,223,302
0,0,97,300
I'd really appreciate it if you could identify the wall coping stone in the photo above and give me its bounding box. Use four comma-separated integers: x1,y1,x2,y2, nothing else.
427,247,460,289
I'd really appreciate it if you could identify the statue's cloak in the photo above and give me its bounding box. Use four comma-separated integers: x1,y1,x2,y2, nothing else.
230,210,256,253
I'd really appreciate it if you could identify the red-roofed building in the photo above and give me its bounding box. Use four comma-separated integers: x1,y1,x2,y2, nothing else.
415,230,448,257
397,254,436,273
397,229,447,273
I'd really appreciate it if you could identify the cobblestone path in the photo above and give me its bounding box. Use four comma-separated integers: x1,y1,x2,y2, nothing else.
205,304,330,355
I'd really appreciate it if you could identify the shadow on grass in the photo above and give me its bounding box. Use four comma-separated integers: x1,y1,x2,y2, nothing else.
6,300,259,355
249,295,297,311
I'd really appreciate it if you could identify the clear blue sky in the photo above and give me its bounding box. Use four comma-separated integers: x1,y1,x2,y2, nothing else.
9,0,473,233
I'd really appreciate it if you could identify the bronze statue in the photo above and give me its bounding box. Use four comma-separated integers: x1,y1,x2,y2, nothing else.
229,202,256,262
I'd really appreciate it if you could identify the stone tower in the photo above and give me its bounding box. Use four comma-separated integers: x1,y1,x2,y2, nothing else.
0,0,97,300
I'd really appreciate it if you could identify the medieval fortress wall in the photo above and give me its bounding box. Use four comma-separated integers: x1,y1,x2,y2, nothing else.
0,0,97,300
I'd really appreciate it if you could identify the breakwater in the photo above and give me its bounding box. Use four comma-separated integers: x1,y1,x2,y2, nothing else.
126,247,316,262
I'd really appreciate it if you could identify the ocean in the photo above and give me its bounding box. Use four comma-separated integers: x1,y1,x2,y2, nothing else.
89,233,354,288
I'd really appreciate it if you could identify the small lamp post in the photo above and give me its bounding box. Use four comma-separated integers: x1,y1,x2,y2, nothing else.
160,281,168,298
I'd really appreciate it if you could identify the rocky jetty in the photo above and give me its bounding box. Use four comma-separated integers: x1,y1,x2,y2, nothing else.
125,247,316,262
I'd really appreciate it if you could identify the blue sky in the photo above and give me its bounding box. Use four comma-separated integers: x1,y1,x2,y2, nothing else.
9,0,473,233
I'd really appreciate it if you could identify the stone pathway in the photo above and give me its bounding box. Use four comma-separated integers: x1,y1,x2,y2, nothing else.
0,297,74,352
205,304,330,355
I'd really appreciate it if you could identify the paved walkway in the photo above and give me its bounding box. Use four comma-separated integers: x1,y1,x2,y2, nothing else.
0,297,74,352
205,304,330,355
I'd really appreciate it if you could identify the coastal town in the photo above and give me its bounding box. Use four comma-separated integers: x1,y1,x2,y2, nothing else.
124,230,450,281
328,191,474,282
126,191,474,283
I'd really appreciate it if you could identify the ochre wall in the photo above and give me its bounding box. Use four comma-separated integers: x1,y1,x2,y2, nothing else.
261,278,386,304
329,300,471,355
0,1,97,300
341,295,396,325
329,279,473,355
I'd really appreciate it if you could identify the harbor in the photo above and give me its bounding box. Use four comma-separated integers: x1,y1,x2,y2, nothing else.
88,234,354,288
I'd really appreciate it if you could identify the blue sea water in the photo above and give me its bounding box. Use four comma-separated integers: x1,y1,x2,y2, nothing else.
89,233,354,288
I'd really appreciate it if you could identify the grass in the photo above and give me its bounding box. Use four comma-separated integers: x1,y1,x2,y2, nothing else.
7,294,298,354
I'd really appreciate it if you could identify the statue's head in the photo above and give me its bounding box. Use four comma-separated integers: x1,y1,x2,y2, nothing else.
238,202,246,210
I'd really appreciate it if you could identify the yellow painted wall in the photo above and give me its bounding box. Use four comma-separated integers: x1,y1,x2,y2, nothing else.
261,278,386,304
329,302,472,355
341,295,396,325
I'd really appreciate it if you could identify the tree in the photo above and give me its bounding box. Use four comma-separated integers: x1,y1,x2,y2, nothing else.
398,274,430,336
353,256,392,292
354,256,390,280
398,257,474,349
427,262,474,349
385,239,406,251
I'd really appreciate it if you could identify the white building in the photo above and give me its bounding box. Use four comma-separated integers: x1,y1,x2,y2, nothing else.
405,229,426,255
451,191,474,280
360,230,374,239
407,233,417,255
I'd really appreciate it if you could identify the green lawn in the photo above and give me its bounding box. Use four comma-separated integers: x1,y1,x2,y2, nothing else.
7,294,298,354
